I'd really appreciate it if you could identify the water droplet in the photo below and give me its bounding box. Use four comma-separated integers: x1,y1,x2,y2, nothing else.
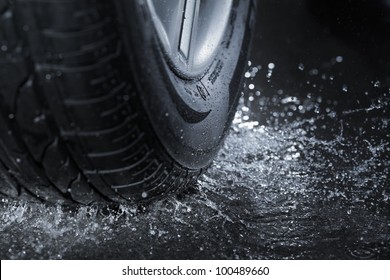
248,66,259,77
268,63,275,70
281,96,299,104
248,84,254,90
241,106,249,112
298,63,304,71
309,69,318,76
33,114,46,123
336,56,343,63
141,192,148,198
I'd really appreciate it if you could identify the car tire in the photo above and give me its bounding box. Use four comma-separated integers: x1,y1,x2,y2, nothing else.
0,0,255,204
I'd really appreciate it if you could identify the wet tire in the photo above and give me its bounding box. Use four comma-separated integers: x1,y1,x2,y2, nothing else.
0,0,255,204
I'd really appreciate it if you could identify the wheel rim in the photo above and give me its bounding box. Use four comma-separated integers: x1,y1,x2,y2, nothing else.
146,0,233,78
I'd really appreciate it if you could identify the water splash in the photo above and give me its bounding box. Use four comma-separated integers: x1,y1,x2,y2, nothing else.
0,59,389,259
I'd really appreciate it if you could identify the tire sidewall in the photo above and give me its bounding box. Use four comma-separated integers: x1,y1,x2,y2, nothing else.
117,0,254,169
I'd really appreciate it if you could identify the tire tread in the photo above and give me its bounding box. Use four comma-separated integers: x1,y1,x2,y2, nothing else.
0,0,201,204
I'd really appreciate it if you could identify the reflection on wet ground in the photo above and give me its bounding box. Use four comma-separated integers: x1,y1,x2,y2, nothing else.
0,0,389,259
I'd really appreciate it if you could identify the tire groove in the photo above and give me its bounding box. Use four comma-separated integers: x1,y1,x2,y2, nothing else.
64,81,126,106
87,133,144,158
0,0,203,204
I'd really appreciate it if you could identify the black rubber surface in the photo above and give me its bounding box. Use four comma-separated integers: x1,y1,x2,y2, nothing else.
117,0,254,169
0,0,253,204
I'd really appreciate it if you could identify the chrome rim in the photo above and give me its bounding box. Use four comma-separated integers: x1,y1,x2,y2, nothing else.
147,0,233,78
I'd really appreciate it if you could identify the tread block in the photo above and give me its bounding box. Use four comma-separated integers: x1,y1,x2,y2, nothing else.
68,173,103,204
42,137,78,194
16,77,54,162
22,0,110,31
0,8,18,53
0,0,202,204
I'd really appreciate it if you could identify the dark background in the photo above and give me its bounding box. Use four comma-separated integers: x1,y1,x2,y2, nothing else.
249,0,389,124
0,0,389,259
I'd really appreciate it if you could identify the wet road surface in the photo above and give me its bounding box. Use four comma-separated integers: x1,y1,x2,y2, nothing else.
0,0,389,259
